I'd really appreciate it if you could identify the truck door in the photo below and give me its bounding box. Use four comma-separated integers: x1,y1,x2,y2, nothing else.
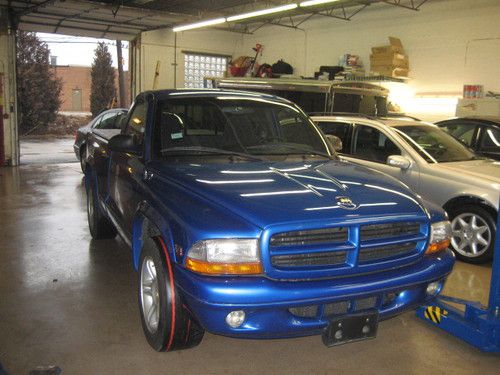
87,111,117,200
108,97,148,236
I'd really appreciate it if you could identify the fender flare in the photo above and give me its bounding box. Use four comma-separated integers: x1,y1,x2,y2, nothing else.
131,201,176,271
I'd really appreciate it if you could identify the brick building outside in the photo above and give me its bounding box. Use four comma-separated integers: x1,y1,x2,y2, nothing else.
53,65,131,113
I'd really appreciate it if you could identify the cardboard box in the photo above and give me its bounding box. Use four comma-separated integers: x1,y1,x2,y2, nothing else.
370,54,409,69
371,37,405,55
371,65,409,78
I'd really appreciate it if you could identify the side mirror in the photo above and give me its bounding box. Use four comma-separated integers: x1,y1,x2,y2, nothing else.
108,134,141,154
387,155,411,170
325,134,343,152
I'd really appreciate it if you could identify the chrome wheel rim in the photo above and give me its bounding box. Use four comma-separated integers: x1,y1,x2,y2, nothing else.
451,213,491,258
140,256,160,333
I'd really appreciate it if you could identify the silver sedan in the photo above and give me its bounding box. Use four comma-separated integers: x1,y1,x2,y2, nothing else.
313,115,499,263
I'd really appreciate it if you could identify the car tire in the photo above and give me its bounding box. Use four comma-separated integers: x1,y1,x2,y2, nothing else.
86,176,117,239
448,204,496,264
138,236,204,352
80,146,86,173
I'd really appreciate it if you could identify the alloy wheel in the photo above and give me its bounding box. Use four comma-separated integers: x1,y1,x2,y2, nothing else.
451,213,492,258
140,256,160,334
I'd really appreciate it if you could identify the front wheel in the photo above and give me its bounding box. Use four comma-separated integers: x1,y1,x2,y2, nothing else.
449,205,496,263
139,237,204,352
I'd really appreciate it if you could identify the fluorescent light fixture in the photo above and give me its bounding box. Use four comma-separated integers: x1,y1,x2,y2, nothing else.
173,17,226,32
227,4,298,22
300,0,340,7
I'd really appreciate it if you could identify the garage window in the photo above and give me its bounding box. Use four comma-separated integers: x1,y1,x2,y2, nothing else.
184,53,228,88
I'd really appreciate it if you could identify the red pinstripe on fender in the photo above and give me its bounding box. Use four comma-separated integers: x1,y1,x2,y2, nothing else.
157,237,176,351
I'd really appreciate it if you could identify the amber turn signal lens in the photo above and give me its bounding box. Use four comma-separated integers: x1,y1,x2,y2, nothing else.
186,258,263,275
425,239,450,255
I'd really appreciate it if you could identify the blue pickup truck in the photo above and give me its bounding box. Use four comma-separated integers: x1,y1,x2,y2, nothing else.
85,89,455,352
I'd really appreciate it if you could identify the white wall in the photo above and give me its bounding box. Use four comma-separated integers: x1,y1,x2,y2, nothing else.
234,0,500,120
132,28,244,95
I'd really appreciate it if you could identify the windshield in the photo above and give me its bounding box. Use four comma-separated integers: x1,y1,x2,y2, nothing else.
393,125,478,163
155,96,331,161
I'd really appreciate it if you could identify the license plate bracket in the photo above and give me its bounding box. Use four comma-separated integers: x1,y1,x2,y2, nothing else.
322,311,379,347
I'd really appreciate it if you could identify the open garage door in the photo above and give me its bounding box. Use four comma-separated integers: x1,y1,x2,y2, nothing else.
1,0,187,40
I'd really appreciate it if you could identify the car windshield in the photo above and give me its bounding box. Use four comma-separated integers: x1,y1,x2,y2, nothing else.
393,125,479,163
155,96,331,161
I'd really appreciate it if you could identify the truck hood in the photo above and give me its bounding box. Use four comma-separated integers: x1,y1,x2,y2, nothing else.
434,159,500,184
150,160,429,229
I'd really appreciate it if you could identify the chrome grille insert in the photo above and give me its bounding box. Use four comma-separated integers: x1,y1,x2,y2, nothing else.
270,227,348,247
271,251,347,268
361,222,420,240
358,242,416,263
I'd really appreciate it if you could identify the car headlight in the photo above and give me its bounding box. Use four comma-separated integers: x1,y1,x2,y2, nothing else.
185,239,262,275
425,221,451,255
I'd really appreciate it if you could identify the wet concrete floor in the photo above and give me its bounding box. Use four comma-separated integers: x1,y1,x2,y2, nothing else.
0,164,498,374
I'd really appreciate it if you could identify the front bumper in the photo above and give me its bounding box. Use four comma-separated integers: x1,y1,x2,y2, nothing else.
175,249,455,339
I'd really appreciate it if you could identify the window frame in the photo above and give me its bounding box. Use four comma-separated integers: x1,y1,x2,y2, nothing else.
438,120,480,149
477,124,500,152
314,120,353,155
350,123,402,164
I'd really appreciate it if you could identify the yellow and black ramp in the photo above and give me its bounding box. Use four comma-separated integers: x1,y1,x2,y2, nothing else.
423,305,448,324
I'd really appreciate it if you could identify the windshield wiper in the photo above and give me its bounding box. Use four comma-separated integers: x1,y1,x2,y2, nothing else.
160,146,265,162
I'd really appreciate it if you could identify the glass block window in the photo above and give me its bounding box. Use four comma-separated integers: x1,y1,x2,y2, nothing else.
184,53,228,88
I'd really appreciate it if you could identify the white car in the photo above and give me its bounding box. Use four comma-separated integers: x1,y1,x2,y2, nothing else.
312,115,500,263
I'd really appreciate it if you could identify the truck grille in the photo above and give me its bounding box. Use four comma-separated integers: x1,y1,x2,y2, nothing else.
270,227,347,247
358,242,416,263
360,222,420,240
271,251,347,268
265,220,427,279
288,293,395,319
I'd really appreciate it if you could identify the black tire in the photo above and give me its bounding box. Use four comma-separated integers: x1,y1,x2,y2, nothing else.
138,236,204,352
80,145,86,173
448,204,496,264
86,176,117,239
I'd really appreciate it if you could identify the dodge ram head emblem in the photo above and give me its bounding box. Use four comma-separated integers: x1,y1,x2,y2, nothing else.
336,196,357,210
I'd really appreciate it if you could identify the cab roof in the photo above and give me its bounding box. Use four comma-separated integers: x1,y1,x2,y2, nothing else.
139,88,293,105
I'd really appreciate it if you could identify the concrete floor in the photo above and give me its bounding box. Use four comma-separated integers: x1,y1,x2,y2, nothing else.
0,164,499,375
20,137,76,165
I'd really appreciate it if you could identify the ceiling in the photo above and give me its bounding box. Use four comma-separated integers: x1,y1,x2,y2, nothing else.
1,0,430,40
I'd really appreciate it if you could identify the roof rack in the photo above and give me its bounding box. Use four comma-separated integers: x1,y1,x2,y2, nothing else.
382,113,421,121
308,112,376,119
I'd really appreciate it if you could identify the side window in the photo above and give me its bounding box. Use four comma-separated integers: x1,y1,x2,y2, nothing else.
479,126,500,150
316,121,351,153
441,122,476,146
94,112,117,129
352,125,401,163
126,100,148,144
91,114,104,128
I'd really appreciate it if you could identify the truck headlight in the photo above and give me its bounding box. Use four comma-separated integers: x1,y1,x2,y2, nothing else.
185,239,262,275
425,221,451,255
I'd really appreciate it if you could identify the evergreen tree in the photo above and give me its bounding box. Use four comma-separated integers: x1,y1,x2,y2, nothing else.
16,32,62,135
90,42,116,117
